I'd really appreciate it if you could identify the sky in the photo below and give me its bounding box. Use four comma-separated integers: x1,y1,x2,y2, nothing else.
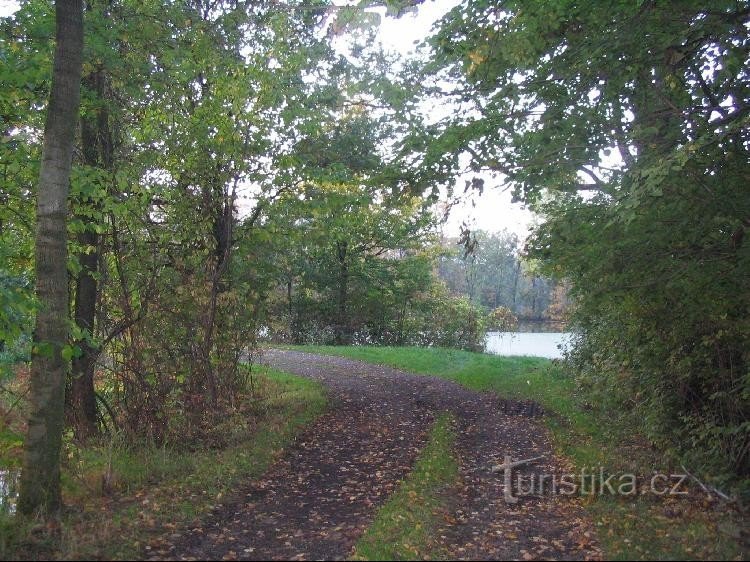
369,0,537,240
0,0,537,240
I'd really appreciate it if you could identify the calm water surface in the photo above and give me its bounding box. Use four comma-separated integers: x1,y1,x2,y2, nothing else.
485,331,573,359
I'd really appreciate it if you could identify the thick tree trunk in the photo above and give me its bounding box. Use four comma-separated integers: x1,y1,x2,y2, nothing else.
18,0,84,516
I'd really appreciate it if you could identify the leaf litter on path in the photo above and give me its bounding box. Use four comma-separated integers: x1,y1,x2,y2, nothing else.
147,350,602,561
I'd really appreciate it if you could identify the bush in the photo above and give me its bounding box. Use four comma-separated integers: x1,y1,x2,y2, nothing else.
401,284,487,352
486,306,518,332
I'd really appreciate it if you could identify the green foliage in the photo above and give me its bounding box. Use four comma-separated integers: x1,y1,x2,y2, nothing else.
1,0,458,448
486,306,518,332
0,0,364,443
258,204,488,351
0,273,33,374
0,2,43,363
421,0,750,488
400,282,487,352
3,0,744,534
255,114,449,346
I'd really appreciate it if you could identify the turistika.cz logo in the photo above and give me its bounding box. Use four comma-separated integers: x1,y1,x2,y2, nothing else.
492,455,689,504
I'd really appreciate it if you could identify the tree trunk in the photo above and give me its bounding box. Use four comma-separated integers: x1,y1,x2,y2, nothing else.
511,260,520,313
286,276,297,343
68,69,110,440
18,0,84,516
335,241,349,345
69,225,99,439
199,183,234,405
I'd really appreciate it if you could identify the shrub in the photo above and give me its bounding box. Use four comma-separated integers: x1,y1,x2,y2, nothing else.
486,306,518,332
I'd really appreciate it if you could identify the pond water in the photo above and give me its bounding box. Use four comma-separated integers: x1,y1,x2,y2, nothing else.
485,331,573,359
0,469,19,515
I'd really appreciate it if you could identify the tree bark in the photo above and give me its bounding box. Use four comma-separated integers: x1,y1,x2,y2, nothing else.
18,0,84,516
198,182,234,405
511,260,520,313
69,224,99,439
69,70,110,440
334,241,350,345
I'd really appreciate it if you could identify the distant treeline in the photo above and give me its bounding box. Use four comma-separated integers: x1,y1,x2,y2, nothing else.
436,230,570,324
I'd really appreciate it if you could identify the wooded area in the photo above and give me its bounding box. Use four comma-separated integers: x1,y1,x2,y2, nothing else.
0,0,747,544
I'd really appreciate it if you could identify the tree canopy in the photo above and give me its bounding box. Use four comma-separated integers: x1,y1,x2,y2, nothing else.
417,0,749,485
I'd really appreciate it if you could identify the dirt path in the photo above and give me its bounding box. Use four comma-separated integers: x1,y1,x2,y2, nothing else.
152,349,601,561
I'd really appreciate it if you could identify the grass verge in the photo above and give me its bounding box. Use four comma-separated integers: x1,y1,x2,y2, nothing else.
287,345,747,561
0,366,327,560
353,413,458,561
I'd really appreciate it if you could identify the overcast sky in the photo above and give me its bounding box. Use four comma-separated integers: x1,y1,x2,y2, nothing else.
368,0,536,240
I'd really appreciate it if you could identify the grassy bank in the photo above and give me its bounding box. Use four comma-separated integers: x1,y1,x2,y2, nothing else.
353,413,458,561
289,345,747,561
0,367,327,560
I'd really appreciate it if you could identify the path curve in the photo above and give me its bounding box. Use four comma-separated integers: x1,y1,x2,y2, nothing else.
153,349,601,561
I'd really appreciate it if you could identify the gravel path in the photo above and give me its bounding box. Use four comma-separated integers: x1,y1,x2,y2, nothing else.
153,349,601,561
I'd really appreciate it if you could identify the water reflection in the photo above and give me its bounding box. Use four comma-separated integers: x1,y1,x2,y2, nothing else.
0,469,19,515
485,331,573,359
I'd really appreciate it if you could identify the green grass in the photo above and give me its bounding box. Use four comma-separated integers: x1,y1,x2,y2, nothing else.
0,367,328,560
287,345,747,561
353,413,458,561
